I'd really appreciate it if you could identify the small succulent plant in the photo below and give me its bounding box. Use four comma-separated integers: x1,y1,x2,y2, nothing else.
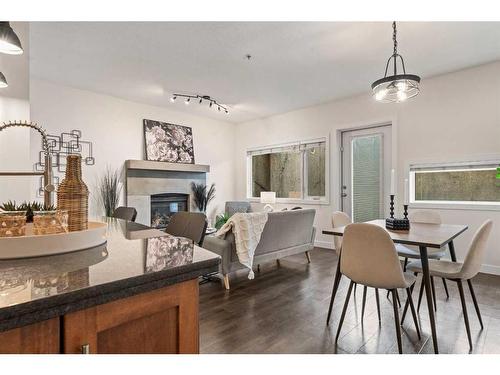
0,201,56,222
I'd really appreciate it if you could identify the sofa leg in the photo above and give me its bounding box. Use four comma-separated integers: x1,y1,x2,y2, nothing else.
305,251,311,264
257,264,260,272
276,259,281,267
223,274,230,290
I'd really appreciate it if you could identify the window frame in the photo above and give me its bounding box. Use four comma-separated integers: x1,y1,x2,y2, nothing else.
246,136,330,205
409,158,500,211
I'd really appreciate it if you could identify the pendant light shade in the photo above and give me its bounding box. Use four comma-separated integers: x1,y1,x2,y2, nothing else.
0,72,7,88
0,22,23,55
372,22,420,103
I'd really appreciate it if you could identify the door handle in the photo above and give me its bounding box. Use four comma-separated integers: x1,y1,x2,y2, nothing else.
341,193,348,198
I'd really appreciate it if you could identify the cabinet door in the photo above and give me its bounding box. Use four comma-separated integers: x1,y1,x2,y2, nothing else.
63,279,199,354
0,318,60,354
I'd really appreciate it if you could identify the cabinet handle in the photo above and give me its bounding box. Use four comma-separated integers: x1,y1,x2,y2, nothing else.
81,344,90,354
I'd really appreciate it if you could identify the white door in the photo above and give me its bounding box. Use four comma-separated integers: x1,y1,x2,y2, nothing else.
341,125,392,222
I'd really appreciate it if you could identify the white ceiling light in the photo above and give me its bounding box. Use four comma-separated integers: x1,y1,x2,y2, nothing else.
0,22,23,55
371,22,421,103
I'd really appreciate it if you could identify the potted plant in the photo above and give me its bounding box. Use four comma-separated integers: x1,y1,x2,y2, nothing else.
214,212,230,230
96,167,122,217
0,200,55,222
190,182,216,213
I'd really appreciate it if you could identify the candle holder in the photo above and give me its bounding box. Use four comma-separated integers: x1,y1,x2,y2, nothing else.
389,194,395,218
385,197,410,231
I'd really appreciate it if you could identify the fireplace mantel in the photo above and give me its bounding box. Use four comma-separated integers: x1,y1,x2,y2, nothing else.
125,160,210,173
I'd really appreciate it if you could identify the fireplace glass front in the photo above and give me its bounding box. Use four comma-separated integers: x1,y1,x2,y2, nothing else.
150,193,189,229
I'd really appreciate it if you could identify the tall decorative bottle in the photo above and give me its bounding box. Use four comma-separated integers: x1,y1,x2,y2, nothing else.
57,155,89,231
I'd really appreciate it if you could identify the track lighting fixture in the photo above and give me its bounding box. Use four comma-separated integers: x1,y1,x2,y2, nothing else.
170,93,229,114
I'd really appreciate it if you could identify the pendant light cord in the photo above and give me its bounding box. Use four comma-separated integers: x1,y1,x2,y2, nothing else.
392,21,398,55
392,21,398,76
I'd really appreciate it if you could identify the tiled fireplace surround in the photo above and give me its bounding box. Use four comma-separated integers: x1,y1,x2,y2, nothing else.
125,160,210,227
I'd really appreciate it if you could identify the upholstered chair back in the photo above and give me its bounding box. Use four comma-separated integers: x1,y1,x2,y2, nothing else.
166,212,208,246
341,223,408,289
460,220,493,280
113,206,137,222
331,211,351,254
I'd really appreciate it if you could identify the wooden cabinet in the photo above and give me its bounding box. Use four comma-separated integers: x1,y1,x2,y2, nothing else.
0,318,60,354
0,279,199,354
63,279,199,354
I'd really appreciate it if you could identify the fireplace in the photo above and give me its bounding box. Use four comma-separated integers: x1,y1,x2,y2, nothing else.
150,193,189,229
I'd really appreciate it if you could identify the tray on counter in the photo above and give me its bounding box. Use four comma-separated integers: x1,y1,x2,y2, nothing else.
0,221,107,259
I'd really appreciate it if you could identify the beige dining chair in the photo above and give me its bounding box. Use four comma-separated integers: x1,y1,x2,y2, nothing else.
405,220,493,351
395,209,449,311
336,223,420,354
326,212,382,325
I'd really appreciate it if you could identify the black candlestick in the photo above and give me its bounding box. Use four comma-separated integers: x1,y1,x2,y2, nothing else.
390,194,395,218
403,204,409,220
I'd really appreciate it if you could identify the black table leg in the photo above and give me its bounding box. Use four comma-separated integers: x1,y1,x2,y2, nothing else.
419,245,439,354
448,240,457,262
326,254,343,325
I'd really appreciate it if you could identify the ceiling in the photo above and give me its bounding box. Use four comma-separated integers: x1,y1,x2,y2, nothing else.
30,22,500,123
0,22,29,100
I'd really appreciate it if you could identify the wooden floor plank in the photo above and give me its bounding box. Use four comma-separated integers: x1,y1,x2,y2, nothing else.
200,248,500,354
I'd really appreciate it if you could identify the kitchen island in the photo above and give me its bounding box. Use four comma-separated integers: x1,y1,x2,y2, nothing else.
0,218,220,354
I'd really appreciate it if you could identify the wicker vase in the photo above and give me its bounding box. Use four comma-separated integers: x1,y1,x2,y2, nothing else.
57,155,89,231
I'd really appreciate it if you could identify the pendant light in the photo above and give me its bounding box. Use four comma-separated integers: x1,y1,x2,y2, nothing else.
0,72,7,88
371,22,420,103
0,22,23,55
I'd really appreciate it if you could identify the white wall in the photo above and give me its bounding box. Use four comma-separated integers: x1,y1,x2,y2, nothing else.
0,96,32,203
234,61,500,274
29,79,236,223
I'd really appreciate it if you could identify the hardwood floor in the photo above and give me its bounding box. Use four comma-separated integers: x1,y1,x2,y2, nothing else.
199,247,500,354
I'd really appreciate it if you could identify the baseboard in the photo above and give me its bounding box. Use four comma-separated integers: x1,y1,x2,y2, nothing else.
480,264,500,276
314,240,334,250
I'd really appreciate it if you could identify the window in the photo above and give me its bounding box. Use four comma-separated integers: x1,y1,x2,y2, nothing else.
247,138,327,202
410,160,500,205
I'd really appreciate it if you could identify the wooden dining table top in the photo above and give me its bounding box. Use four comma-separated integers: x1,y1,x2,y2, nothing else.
322,219,468,249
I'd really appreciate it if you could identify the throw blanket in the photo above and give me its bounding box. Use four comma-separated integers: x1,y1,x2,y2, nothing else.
214,212,268,279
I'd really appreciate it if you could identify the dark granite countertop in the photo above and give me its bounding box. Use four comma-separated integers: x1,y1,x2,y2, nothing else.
0,217,220,332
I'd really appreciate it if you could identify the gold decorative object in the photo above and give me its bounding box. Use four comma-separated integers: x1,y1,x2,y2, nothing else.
57,155,89,231
33,210,69,235
0,211,27,237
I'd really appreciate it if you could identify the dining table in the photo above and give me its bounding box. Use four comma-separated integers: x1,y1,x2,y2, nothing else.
323,218,468,354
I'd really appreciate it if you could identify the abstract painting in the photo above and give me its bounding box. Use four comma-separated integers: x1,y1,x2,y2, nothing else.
143,119,195,163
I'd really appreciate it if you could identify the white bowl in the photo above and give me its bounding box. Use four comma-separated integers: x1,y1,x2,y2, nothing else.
0,221,107,259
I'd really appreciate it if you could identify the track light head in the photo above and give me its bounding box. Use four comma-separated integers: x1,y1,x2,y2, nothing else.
209,101,213,108
185,97,190,105
170,96,177,103
199,98,203,104
0,72,8,88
